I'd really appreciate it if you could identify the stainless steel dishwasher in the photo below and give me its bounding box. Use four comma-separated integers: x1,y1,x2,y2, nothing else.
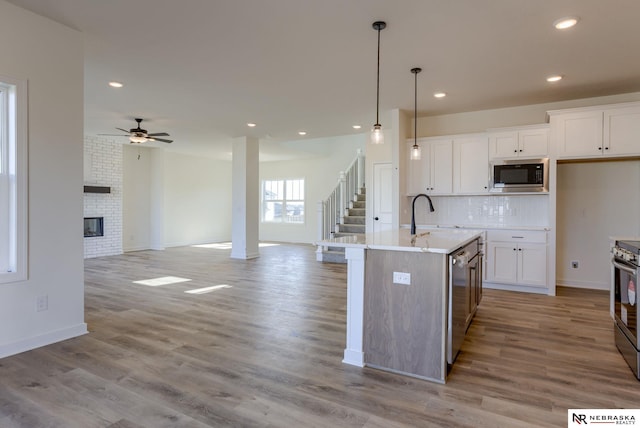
447,237,481,365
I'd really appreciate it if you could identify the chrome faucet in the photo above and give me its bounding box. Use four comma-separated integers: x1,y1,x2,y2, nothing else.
410,193,435,235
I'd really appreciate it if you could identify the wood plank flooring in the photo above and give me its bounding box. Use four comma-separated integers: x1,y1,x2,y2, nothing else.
1,243,638,427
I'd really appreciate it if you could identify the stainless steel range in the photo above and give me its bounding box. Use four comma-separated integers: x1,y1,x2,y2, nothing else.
613,240,640,379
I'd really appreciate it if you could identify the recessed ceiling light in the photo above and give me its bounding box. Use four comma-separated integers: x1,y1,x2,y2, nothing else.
298,131,307,136
553,17,579,30
247,123,256,127
108,81,123,88
546,75,563,82
434,92,447,98
352,125,362,129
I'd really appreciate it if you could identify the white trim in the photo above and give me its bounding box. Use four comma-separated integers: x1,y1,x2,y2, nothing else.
0,75,27,284
0,323,88,359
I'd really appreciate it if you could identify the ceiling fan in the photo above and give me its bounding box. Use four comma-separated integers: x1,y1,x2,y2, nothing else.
99,118,173,144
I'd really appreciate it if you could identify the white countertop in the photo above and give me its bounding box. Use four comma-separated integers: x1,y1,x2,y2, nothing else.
401,223,550,231
318,228,483,254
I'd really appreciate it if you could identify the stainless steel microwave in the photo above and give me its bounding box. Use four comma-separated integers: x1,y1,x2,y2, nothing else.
490,158,549,193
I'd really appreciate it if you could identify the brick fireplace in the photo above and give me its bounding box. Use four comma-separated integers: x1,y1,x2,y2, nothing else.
83,137,123,258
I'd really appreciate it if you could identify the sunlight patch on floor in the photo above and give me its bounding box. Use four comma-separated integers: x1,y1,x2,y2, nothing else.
133,276,192,287
191,242,280,249
185,284,232,294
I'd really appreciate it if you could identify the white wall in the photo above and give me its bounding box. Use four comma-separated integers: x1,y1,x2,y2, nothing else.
163,152,233,247
557,160,640,290
123,144,152,251
0,1,86,357
260,134,366,243
417,92,640,137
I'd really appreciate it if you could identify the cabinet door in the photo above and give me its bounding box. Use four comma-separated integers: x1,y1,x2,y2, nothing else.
406,140,430,195
519,128,548,158
518,243,547,287
604,106,640,156
453,136,489,193
489,131,518,159
429,139,453,194
486,242,518,283
552,111,603,158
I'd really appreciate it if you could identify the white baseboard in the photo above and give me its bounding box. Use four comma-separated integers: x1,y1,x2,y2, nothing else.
0,323,88,359
556,279,608,290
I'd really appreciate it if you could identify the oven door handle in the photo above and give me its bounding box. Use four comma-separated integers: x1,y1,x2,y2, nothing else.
612,259,637,275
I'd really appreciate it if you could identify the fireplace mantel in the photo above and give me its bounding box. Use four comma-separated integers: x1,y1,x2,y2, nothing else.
84,185,111,194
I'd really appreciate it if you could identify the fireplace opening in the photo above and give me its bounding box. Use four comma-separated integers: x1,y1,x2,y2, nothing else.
84,217,104,237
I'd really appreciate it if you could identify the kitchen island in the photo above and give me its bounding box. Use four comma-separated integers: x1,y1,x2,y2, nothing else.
319,228,483,383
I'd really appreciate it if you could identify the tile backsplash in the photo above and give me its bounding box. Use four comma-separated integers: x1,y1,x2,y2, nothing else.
410,194,549,228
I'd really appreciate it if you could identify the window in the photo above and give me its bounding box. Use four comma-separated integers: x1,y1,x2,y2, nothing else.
0,76,27,284
262,179,305,224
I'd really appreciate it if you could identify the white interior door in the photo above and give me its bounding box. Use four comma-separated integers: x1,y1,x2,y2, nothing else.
373,162,393,234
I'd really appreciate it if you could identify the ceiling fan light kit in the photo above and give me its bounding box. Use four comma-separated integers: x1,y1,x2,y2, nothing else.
99,118,173,144
371,20,386,145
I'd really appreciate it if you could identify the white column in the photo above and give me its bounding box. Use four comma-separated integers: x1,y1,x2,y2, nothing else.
231,136,259,260
149,148,165,250
343,247,366,367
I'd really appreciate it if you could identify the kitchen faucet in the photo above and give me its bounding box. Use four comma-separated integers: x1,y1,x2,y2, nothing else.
410,193,435,235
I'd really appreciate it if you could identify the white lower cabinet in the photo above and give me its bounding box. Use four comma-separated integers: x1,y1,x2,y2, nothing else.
486,230,547,288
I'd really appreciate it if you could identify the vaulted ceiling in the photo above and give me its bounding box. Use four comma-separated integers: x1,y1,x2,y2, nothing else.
7,0,640,160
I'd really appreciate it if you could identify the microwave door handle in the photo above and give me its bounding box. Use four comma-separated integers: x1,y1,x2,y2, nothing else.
613,259,637,275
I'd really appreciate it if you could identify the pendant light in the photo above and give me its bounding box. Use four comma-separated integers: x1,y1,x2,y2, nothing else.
410,67,422,160
371,21,386,145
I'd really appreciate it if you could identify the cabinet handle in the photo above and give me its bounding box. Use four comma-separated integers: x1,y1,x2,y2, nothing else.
598,147,602,150
513,248,517,251
514,150,517,153
518,248,522,251
519,149,523,152
374,217,379,221
605,147,609,150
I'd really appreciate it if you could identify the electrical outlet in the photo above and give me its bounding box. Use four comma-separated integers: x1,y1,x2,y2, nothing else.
393,271,411,285
571,261,579,269
36,295,48,312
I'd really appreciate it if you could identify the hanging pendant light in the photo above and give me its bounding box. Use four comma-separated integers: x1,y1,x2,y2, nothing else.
371,21,386,145
410,67,422,160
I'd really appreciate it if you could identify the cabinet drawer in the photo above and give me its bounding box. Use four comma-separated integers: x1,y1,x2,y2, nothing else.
486,230,547,243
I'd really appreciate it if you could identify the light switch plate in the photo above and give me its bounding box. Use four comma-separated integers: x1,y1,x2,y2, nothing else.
393,271,411,285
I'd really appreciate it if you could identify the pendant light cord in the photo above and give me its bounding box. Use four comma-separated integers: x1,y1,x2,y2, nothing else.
414,69,417,143
376,27,381,125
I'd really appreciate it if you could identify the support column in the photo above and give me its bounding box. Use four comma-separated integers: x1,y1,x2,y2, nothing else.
231,136,259,260
149,148,165,250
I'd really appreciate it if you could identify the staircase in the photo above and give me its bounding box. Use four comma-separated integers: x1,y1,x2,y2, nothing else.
319,188,366,263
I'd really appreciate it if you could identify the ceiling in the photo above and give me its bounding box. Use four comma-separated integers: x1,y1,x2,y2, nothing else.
6,0,640,161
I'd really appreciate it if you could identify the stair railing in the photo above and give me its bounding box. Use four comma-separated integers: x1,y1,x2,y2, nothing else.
316,149,364,254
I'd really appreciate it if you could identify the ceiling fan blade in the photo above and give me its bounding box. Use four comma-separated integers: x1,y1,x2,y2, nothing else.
116,127,131,133
148,137,173,143
147,132,170,137
98,133,129,137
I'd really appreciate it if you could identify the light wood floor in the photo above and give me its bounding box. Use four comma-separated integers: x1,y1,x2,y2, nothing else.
1,243,638,427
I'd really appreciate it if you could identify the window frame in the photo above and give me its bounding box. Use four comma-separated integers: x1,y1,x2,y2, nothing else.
261,178,305,224
0,75,28,284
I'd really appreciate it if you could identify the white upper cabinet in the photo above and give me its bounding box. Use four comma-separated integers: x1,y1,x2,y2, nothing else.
488,125,549,159
453,135,489,194
406,138,452,196
550,102,640,159
551,110,603,158
604,105,640,156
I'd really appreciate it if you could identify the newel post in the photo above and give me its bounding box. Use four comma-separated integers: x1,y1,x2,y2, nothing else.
339,171,347,221
356,148,365,190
